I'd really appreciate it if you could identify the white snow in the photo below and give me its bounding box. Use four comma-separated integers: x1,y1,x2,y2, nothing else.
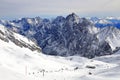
88,26,99,34
0,24,6,33
13,32,35,45
105,31,120,50
0,24,120,80
99,19,112,24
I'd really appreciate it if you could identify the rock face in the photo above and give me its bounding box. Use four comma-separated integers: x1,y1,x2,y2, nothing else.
0,13,120,58
0,24,41,52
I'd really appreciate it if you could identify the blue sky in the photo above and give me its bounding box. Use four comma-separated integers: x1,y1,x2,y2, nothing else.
0,0,120,20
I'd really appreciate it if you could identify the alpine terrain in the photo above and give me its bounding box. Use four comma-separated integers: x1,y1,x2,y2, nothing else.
0,13,120,58
0,13,120,80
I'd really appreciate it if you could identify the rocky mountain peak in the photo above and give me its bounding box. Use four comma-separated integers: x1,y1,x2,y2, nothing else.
1,14,120,58
66,13,80,24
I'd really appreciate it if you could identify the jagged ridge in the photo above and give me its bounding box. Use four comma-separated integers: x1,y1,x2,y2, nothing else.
0,24,41,52
0,13,120,58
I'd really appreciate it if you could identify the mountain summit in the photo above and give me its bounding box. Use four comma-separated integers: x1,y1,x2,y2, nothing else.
0,13,120,58
66,13,80,24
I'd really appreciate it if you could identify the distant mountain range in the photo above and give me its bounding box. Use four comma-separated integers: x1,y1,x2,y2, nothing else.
89,17,120,28
0,13,120,58
0,23,120,80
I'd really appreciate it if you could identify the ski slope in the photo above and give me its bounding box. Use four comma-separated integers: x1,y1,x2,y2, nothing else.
0,24,120,80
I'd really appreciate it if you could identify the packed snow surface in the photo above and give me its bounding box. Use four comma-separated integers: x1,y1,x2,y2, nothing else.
0,24,120,80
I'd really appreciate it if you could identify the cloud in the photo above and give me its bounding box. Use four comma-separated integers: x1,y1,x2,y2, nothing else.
0,0,120,19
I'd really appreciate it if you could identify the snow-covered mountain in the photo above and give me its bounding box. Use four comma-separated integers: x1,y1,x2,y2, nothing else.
90,17,120,29
0,24,80,80
0,24,120,80
0,24,41,52
0,13,120,58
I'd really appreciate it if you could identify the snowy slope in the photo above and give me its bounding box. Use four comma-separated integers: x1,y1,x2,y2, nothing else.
93,53,120,80
0,24,120,80
2,14,120,58
0,66,33,80
0,24,77,79
97,26,120,51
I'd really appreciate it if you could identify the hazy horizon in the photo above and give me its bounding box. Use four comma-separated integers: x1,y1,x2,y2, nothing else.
0,0,120,20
